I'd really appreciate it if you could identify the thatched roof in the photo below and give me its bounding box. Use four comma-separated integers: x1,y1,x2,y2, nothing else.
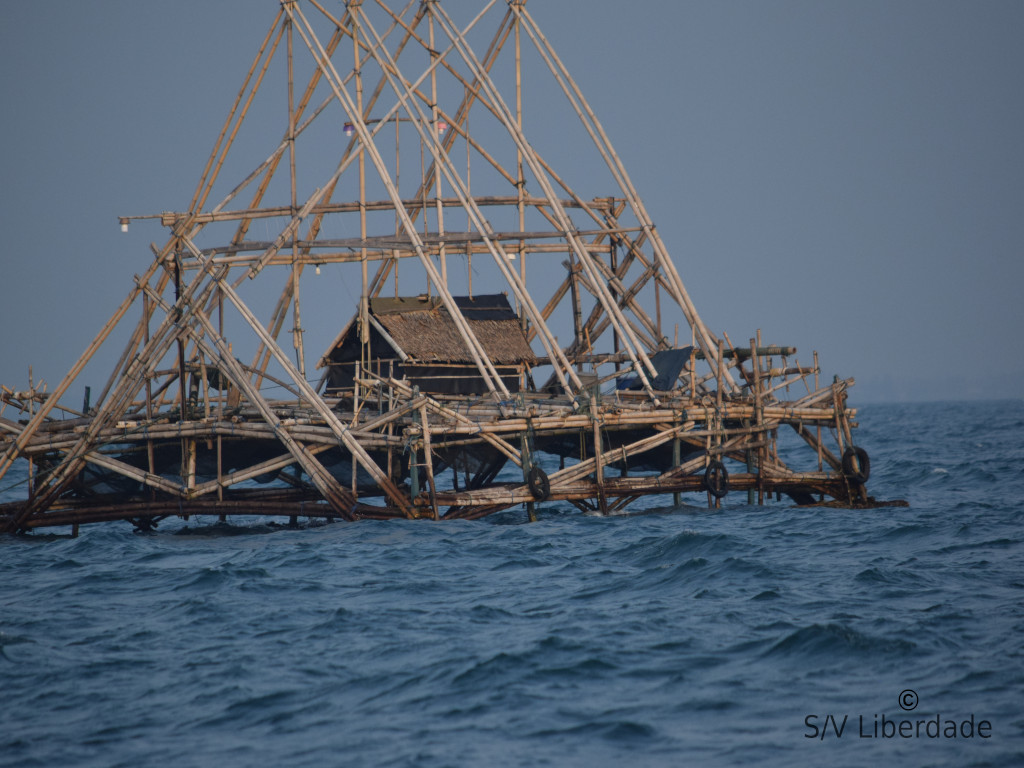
320,294,536,366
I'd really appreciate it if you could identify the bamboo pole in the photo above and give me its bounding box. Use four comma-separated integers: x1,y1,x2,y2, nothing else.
366,373,522,466
287,16,307,378
195,38,287,233
570,256,583,365
0,252,169,484
514,1,526,321
814,351,823,473
9,409,847,456
514,6,733,392
751,338,764,505
548,417,697,487
4,260,229,531
230,21,348,245
672,413,682,507
188,7,286,216
182,235,414,516
714,339,724,508
420,404,440,520
91,265,172,415
146,283,362,519
352,7,370,367
427,7,448,287
433,2,661,400
572,266,658,353
287,2,512,402
193,154,567,219
377,3,523,211
591,396,608,514
348,1,581,396
344,3,583,400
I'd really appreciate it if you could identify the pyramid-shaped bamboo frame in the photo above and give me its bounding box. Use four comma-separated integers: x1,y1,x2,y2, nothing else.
0,1,896,533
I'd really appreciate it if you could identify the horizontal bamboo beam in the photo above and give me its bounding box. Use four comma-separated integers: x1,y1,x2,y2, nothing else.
182,226,631,259
694,345,797,361
2,397,854,458
149,195,621,227
6,497,414,529
425,471,849,508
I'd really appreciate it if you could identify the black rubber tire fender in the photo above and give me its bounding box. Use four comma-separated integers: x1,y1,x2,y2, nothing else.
703,460,729,499
841,446,871,484
527,465,551,501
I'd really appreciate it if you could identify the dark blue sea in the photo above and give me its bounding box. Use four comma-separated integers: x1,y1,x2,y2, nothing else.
2,401,1022,767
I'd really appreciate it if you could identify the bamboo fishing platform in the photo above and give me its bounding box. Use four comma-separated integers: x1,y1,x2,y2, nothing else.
0,1,897,534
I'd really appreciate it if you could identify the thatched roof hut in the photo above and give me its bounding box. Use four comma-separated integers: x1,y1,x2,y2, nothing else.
319,294,536,396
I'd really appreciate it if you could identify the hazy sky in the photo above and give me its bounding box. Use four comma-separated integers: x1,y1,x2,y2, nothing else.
1,1,1022,403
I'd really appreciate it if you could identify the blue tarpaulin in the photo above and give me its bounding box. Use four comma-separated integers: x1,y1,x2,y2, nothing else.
616,347,694,391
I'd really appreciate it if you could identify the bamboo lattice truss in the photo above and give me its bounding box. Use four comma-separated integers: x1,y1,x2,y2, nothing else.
0,0,894,534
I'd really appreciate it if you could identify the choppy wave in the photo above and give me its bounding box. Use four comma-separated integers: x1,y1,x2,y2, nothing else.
2,401,1023,767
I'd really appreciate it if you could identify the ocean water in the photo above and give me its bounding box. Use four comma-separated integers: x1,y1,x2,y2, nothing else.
1,400,1022,767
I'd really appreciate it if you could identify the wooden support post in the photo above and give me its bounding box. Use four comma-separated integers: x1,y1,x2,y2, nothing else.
522,406,537,522
591,396,608,515
714,339,724,509
353,361,361,423
751,337,764,505
521,429,536,522
688,345,696,399
217,432,225,517
387,360,395,482
831,377,846,454
186,438,197,493
610,238,620,373
420,405,439,520
745,442,756,505
352,360,362,495
515,0,526,323
814,351,823,474
672,424,682,508
655,270,662,344
409,444,420,499
569,256,583,370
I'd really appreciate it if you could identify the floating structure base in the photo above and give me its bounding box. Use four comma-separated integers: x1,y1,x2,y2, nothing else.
2,370,900,534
